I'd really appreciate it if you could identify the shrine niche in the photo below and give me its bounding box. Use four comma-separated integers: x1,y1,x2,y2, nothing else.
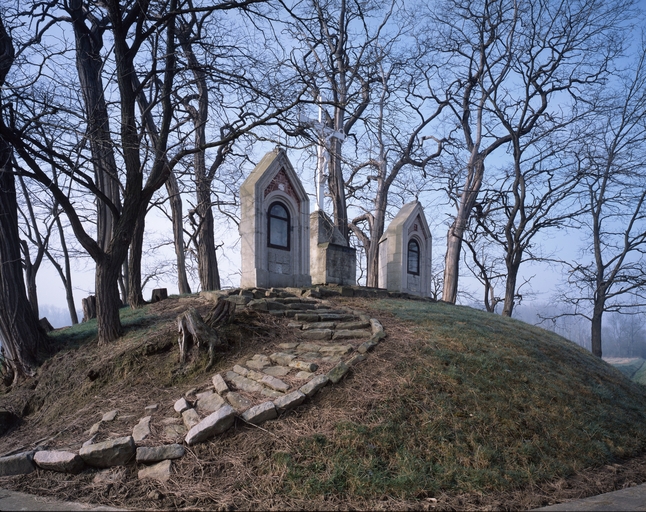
239,148,311,289
378,201,432,296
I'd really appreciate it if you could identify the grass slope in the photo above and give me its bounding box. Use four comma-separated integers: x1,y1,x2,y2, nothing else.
2,296,646,510
275,300,646,501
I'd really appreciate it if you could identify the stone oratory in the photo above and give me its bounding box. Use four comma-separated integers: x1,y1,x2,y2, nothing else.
240,148,311,289
378,201,432,297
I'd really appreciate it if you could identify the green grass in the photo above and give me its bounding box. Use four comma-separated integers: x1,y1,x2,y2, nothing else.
275,300,646,499
608,358,645,380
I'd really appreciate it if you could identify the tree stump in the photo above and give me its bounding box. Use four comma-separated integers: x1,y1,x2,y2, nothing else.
82,296,97,323
150,288,168,303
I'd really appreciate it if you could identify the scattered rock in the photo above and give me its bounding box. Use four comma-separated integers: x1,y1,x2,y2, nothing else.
232,365,249,377
174,397,191,414
182,409,201,430
144,404,159,413
357,338,379,354
226,392,252,412
162,424,185,440
197,393,226,414
241,402,277,425
246,355,271,370
225,372,264,393
278,343,300,350
33,450,85,474
346,354,367,366
273,391,306,412
295,342,323,352
79,436,136,468
247,370,265,382
138,459,172,482
102,410,118,422
294,371,314,380
261,388,284,398
0,451,35,476
185,405,236,446
196,390,214,401
212,374,229,395
300,374,329,397
319,344,354,355
370,318,384,335
289,360,318,372
136,444,185,463
261,375,290,392
88,421,102,435
263,365,291,377
269,352,296,366
327,361,350,384
132,416,151,442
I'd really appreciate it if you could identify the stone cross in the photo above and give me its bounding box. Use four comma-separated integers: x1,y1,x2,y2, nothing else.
299,97,345,212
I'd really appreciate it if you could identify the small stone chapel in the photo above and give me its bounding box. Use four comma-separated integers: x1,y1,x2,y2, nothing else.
239,148,311,289
378,201,432,297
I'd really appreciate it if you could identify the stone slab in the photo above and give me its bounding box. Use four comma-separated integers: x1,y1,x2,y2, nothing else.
138,459,172,483
273,391,306,412
289,360,318,372
263,365,291,377
319,344,354,355
295,342,323,353
357,339,379,354
0,451,35,476
241,402,277,424
34,450,86,474
294,371,314,380
301,321,336,331
136,444,185,463
301,329,332,341
261,388,284,398
327,361,350,384
185,405,236,446
332,329,372,340
269,352,296,366
299,374,329,397
232,365,249,376
294,313,320,322
226,392,252,412
132,416,151,442
79,436,135,468
346,354,367,366
102,410,118,422
174,397,190,414
261,375,290,392
197,393,226,414
212,374,229,395
182,409,201,430
335,320,371,330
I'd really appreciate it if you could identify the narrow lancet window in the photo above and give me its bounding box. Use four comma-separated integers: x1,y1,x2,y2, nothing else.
268,202,290,249
407,239,420,275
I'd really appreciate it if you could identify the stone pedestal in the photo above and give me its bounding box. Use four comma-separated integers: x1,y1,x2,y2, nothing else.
378,201,432,296
310,210,356,286
240,148,311,289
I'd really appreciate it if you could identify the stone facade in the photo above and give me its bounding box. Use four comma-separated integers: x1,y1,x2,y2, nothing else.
378,201,432,297
240,148,311,288
310,210,356,285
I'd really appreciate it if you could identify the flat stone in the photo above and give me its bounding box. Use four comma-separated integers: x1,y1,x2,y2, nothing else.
88,421,102,435
294,371,314,380
212,374,229,395
132,416,152,442
196,390,214,400
333,329,372,340
163,424,185,440
102,410,118,422
294,313,319,322
233,364,249,376
197,393,226,414
144,404,159,413
299,374,329,397
286,322,303,329
226,392,252,412
247,299,269,311
302,321,336,331
247,370,265,382
251,354,271,364
278,342,300,350
0,452,35,476
370,318,384,334
138,459,172,482
289,360,318,372
226,373,264,393
261,388,284,398
174,397,191,414
319,313,355,322
319,344,354,355
269,352,296,366
337,320,371,330
34,450,85,473
346,353,367,366
246,357,271,370
273,390,306,412
296,342,323,353
79,436,136,468
357,339,379,354
241,402,277,424
266,300,287,311
301,329,332,341
327,361,350,384
185,405,236,446
136,444,185,463
261,375,290,392
297,352,322,361
321,355,342,363
263,365,291,377
182,408,201,430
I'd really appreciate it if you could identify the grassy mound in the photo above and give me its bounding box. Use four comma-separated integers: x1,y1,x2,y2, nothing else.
1,296,646,510
605,358,645,380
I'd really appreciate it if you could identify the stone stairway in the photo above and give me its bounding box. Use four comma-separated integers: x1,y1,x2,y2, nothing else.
0,288,386,483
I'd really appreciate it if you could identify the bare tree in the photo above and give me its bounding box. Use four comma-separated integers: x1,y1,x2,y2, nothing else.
0,15,49,383
561,42,646,357
427,0,631,304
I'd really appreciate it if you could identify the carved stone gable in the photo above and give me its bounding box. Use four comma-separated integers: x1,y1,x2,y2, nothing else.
408,215,422,235
264,168,299,205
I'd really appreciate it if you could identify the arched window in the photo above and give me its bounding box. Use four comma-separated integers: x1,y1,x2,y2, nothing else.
268,202,290,249
407,239,420,275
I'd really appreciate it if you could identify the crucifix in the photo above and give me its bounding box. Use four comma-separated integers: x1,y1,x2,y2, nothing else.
299,96,345,212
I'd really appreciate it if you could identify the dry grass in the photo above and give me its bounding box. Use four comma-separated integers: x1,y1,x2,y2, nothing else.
1,295,646,510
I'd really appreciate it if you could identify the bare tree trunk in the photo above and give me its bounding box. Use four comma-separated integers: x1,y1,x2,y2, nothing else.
55,215,79,324
95,256,123,343
20,240,39,318
196,182,221,291
166,172,191,294
128,213,146,308
591,302,604,358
